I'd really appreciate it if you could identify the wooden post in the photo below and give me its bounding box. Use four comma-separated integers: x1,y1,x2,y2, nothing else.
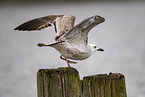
82,73,127,97
37,67,81,97
37,68,127,97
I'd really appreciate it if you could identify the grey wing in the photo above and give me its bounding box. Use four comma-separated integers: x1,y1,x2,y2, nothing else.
14,15,75,40
61,15,105,47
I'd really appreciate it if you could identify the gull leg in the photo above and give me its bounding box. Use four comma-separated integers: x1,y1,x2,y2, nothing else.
60,55,77,64
60,55,77,67
66,60,71,68
60,55,71,67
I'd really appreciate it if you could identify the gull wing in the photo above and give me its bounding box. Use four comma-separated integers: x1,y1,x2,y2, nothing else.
61,15,105,48
54,15,75,40
14,15,75,40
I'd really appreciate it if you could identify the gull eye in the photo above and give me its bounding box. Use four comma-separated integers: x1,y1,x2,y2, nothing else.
94,46,97,48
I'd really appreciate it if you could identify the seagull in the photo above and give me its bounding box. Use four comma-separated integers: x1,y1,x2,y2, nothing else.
14,15,105,67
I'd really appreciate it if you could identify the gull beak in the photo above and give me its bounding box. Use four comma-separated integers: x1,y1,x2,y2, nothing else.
97,48,104,52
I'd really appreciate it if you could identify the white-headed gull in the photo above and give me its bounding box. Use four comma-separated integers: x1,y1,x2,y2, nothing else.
15,15,105,67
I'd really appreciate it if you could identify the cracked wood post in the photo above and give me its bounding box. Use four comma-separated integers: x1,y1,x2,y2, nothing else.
37,68,127,97
37,67,81,97
82,73,127,97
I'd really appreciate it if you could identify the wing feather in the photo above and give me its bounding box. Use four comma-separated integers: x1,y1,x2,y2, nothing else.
61,15,105,47
14,15,61,31
14,15,76,40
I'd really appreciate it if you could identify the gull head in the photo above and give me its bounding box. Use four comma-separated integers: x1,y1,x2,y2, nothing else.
89,44,104,53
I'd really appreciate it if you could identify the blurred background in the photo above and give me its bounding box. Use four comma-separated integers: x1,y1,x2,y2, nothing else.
1,0,145,97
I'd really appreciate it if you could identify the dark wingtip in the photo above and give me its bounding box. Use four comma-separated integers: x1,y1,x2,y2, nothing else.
14,26,22,31
14,26,32,31
94,15,105,23
37,43,45,47
14,27,18,30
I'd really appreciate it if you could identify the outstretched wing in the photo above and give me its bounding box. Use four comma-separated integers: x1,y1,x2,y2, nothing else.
14,15,75,40
14,15,63,31
61,15,105,48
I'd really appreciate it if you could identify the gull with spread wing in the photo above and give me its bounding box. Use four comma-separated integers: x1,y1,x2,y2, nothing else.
14,15,105,67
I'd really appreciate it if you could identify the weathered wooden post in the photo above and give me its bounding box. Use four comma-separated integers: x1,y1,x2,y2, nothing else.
37,67,81,97
82,73,127,97
37,68,127,97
